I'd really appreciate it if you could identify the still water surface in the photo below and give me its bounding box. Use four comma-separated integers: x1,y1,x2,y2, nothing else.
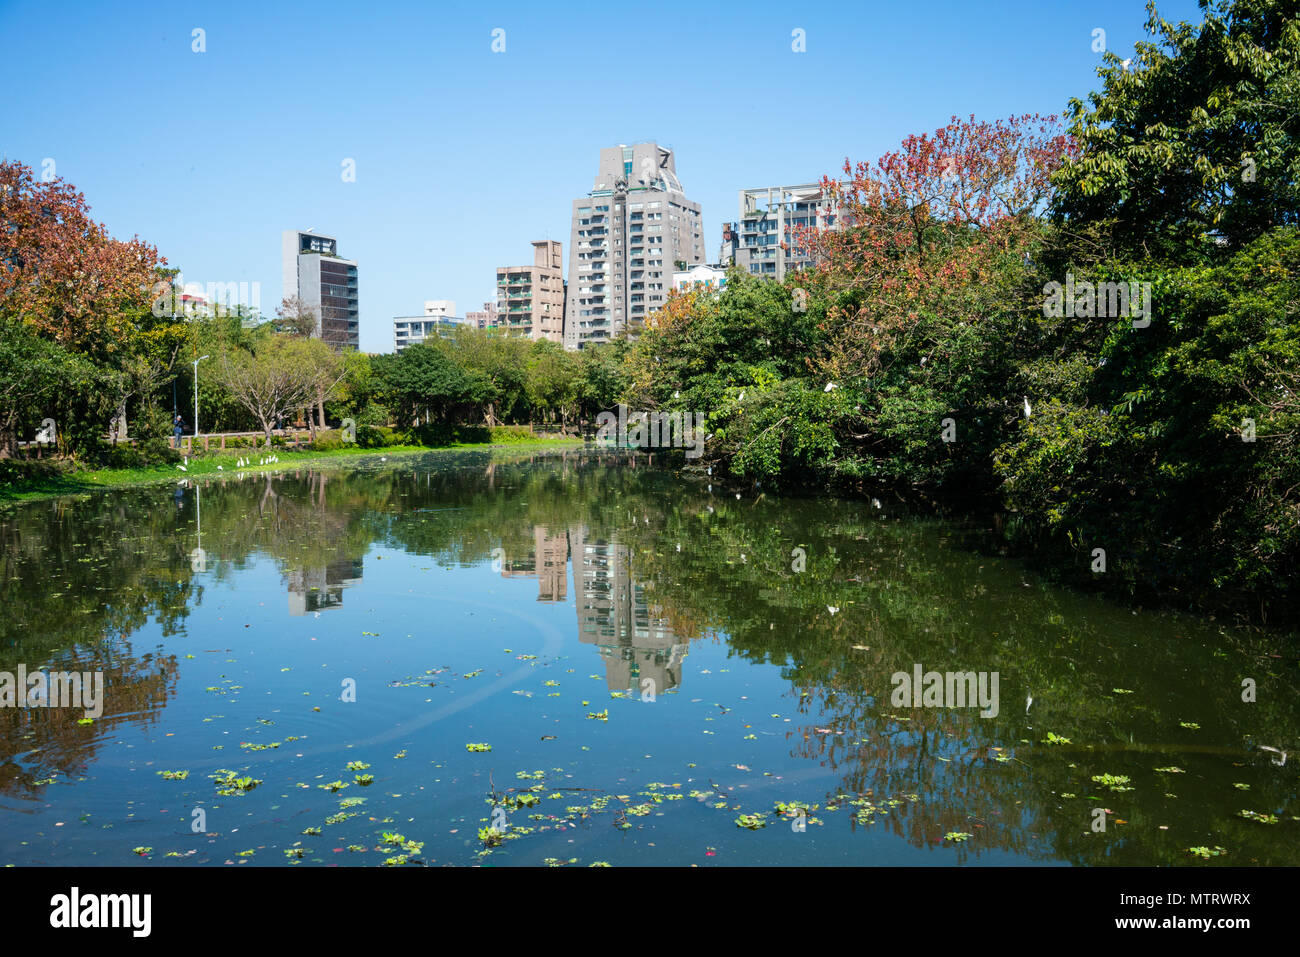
1,449,1296,866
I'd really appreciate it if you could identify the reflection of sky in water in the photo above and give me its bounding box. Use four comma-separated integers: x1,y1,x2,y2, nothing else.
0,453,1295,867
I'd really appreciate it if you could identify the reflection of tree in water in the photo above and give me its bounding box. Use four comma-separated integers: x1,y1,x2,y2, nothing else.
2,452,1296,861
173,453,1298,863
611,481,1300,865
0,491,197,655
0,637,179,798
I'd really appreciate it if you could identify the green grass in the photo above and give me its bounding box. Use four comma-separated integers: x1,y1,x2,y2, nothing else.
0,437,583,506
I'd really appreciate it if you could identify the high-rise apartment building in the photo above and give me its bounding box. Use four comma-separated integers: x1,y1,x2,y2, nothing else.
724,184,838,280
495,241,565,342
281,230,359,350
565,144,704,349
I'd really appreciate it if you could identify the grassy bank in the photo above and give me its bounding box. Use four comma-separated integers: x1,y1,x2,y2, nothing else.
0,437,584,506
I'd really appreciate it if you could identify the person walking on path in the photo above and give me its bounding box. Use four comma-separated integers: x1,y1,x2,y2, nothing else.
173,413,185,449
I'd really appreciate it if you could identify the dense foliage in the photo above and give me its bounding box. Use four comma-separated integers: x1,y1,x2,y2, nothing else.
1,0,1294,620
611,0,1299,621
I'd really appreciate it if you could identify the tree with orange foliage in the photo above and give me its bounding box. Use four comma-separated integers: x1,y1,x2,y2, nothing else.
794,114,1076,384
0,160,166,359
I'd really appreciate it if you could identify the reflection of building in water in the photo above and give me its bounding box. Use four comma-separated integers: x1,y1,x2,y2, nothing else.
569,526,690,694
287,557,364,615
499,526,569,602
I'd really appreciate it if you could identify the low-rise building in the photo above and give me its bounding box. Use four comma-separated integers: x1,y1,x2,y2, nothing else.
672,263,729,294
393,303,471,351
465,302,499,330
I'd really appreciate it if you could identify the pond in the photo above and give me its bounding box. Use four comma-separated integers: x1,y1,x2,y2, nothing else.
1,449,1296,866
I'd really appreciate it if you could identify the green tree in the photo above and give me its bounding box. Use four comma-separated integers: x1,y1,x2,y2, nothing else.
373,342,479,427
1052,0,1300,261
0,318,98,457
215,334,319,446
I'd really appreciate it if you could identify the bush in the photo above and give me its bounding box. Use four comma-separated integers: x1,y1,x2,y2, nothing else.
99,439,179,469
140,438,181,465
402,423,458,447
310,433,344,452
486,425,534,443
393,424,535,447
355,425,393,449
0,457,68,490
354,403,390,428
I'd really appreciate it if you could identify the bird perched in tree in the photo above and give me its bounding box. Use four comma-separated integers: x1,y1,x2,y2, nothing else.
1023,397,1033,419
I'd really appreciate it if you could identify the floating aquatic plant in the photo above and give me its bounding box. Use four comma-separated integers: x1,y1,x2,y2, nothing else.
1091,773,1134,792
1237,810,1278,824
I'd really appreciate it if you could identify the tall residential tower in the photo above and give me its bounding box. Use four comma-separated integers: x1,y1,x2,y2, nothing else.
281,230,359,350
564,143,703,349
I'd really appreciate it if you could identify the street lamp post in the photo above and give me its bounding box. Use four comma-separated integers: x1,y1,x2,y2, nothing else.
193,355,210,449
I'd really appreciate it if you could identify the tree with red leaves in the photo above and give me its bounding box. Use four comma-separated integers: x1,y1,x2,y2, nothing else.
0,159,166,359
1,159,187,454
794,114,1076,383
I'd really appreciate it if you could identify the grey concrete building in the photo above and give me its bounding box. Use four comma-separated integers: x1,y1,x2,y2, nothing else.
496,240,565,342
723,184,839,281
281,230,359,350
565,143,704,349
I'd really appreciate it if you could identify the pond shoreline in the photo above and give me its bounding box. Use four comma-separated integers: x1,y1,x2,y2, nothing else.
0,438,585,506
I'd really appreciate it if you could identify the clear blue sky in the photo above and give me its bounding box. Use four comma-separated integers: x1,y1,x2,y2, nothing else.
0,0,1203,353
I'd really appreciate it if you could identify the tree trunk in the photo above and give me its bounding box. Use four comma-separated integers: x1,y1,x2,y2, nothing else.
111,399,128,445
